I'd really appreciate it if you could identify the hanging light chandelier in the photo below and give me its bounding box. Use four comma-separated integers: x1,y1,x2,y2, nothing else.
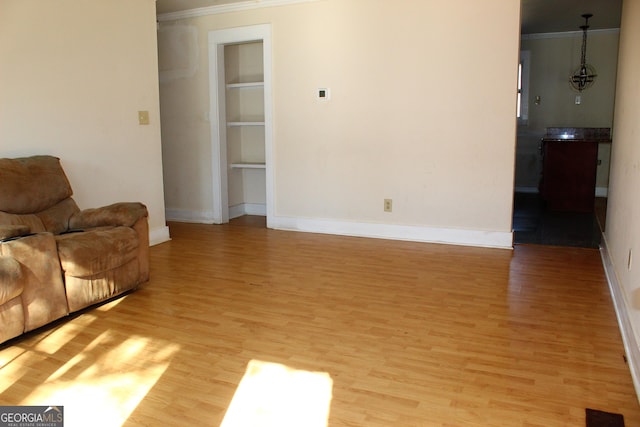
570,13,597,92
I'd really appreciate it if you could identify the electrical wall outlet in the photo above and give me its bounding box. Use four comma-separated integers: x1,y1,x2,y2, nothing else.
384,199,392,212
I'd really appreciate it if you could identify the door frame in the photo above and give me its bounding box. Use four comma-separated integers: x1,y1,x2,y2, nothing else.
208,24,273,224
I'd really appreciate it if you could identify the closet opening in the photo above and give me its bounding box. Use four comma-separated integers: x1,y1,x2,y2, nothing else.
225,41,266,222
208,25,273,226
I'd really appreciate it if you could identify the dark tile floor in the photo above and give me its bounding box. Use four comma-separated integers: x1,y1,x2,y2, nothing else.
512,192,604,248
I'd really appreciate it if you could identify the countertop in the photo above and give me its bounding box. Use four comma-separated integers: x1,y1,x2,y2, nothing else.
541,127,612,143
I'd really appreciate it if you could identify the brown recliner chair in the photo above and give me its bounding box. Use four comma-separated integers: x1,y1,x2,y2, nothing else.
0,155,149,344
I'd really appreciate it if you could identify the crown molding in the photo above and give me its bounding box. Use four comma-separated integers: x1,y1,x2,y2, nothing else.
157,0,322,22
521,27,620,40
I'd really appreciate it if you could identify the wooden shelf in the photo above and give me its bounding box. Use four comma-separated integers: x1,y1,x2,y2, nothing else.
230,163,266,169
226,81,264,89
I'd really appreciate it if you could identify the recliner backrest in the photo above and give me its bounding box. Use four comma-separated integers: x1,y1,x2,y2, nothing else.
0,155,79,234
0,155,73,214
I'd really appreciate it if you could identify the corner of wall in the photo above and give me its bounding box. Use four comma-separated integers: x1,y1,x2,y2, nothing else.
150,225,171,246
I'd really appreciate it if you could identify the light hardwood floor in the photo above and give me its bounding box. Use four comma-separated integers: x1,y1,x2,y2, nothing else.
1,218,639,426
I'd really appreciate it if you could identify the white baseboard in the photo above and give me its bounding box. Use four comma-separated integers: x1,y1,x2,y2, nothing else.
600,234,640,402
166,208,511,248
596,187,609,197
167,206,267,222
229,203,266,219
268,216,513,249
149,225,171,246
165,208,216,224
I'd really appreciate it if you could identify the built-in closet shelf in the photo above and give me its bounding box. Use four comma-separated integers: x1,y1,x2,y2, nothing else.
227,121,265,127
226,81,264,89
230,162,266,169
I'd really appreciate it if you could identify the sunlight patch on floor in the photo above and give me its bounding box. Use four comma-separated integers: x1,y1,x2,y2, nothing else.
221,359,333,427
16,331,180,427
32,313,98,354
94,296,128,312
0,346,29,393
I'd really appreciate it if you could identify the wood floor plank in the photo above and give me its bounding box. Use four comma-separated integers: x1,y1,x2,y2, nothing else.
1,218,639,426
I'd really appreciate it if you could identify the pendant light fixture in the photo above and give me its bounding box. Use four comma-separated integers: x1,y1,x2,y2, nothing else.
570,13,597,92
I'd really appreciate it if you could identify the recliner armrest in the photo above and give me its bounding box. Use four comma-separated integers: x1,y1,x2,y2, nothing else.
69,202,148,229
0,225,31,241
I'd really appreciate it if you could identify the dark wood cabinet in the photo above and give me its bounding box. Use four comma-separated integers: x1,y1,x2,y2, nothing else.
540,139,598,212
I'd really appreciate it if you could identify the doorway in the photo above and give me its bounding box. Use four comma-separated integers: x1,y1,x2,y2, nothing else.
513,4,620,248
208,25,273,226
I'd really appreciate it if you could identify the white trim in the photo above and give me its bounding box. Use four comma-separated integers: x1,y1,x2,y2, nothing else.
521,28,620,40
518,50,530,124
230,162,267,169
209,25,273,226
600,234,640,403
229,204,244,219
209,37,228,224
165,208,216,224
149,225,171,246
596,187,609,198
230,203,267,219
269,216,513,249
158,0,322,21
227,82,264,89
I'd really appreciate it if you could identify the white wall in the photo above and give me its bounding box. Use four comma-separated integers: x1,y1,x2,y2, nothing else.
159,0,521,248
516,30,619,191
0,0,169,245
603,0,640,399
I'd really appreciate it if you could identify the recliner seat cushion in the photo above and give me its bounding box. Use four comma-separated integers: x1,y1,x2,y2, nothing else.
36,198,80,235
55,227,139,277
0,198,82,235
0,211,46,234
0,225,30,241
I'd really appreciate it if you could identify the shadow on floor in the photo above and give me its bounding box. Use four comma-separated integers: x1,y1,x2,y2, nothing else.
513,192,605,249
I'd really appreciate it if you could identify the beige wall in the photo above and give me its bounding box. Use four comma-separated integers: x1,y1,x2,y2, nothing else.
0,0,168,244
159,0,521,247
516,31,620,190
605,0,640,393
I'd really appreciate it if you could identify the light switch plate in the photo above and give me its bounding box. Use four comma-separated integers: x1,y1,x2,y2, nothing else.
138,110,150,125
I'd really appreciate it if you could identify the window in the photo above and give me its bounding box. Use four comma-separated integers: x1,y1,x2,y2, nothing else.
517,50,530,123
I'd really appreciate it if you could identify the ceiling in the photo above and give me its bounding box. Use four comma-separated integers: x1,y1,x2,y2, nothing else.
156,0,623,34
520,0,622,34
